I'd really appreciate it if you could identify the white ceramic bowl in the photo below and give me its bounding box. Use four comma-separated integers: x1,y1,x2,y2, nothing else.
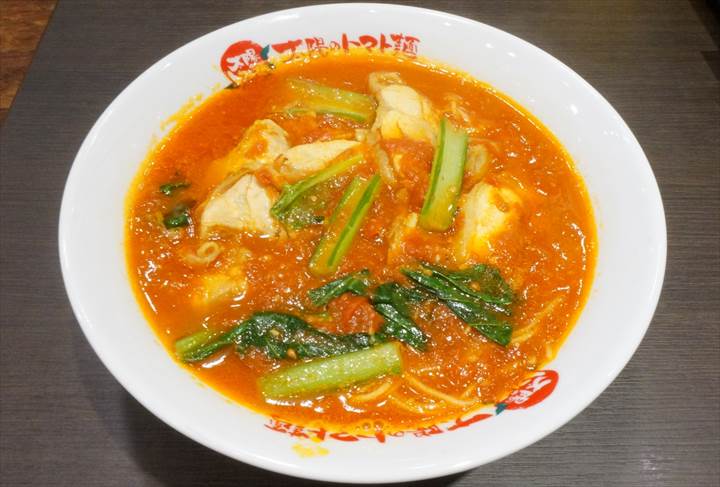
59,4,666,483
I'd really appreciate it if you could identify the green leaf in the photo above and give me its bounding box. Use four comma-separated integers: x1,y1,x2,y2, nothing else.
469,322,512,346
276,178,336,230
424,262,514,307
271,154,363,224
176,325,247,362
308,270,371,307
159,181,190,196
235,312,376,359
175,312,379,363
402,263,515,346
400,286,433,303
371,282,427,350
163,202,192,229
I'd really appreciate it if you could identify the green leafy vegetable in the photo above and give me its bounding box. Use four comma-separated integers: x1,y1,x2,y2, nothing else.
235,312,375,359
163,202,192,229
419,118,469,232
310,174,381,276
420,263,513,312
371,282,427,351
259,342,403,399
403,270,504,327
175,312,377,363
159,181,190,196
402,263,515,346
308,270,371,307
287,78,376,123
398,285,433,304
281,208,325,229
175,326,245,363
174,328,217,357
468,323,512,346
285,106,315,117
271,154,363,226
275,178,345,230
278,188,326,229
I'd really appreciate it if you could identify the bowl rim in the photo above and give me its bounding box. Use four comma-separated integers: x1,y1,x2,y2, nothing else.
58,3,667,483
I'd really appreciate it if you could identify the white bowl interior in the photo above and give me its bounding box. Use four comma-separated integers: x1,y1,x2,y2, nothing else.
59,4,666,483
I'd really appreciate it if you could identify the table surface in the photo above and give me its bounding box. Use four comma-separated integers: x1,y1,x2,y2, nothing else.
0,0,57,124
1,1,718,486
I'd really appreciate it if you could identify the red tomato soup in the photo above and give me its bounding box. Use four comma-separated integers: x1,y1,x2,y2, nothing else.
126,51,596,432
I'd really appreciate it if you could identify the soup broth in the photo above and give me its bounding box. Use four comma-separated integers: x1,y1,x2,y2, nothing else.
126,51,596,431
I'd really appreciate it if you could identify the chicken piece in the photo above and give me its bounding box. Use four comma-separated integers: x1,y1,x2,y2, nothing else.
443,92,472,126
216,119,289,174
200,173,278,237
387,212,418,264
455,183,522,261
274,140,360,183
368,72,439,144
374,143,396,185
192,264,248,307
199,121,288,236
464,144,490,187
368,71,404,94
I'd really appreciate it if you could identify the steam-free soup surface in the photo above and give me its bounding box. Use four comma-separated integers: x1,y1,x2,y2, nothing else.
127,51,595,431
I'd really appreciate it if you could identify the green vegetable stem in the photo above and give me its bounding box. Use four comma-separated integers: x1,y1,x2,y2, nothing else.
259,342,403,399
309,174,381,276
308,270,371,307
419,118,469,232
286,78,376,123
271,154,363,228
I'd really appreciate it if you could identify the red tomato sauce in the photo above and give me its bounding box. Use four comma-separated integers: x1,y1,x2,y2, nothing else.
126,51,596,431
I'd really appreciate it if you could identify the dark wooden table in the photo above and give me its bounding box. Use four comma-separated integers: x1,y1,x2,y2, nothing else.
1,1,718,485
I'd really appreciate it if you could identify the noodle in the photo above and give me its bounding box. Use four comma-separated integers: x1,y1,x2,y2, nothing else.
412,364,443,375
367,131,396,185
403,374,476,407
471,137,501,154
388,394,438,414
511,296,563,344
444,93,472,124
181,241,222,266
465,144,490,186
461,383,478,399
545,343,555,360
348,379,399,403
